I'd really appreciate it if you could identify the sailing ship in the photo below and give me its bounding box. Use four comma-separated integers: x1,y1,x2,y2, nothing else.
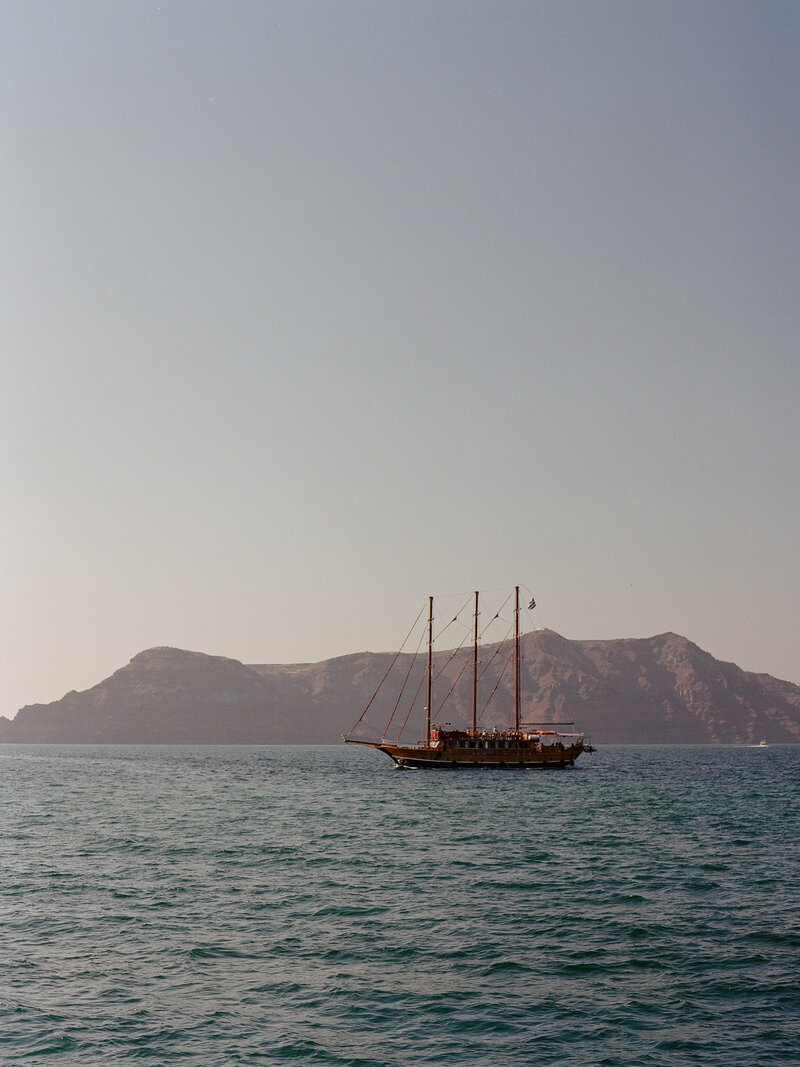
345,587,594,769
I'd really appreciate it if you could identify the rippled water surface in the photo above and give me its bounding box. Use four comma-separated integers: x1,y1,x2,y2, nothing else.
2,744,799,1065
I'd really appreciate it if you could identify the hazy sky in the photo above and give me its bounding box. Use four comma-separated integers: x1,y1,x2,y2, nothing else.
3,1,799,718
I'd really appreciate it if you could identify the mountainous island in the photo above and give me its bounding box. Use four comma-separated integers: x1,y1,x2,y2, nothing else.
1,630,798,745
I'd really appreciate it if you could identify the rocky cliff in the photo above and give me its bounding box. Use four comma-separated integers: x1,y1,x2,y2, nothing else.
1,631,798,744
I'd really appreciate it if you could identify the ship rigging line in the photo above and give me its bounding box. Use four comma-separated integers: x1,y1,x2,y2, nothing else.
478,591,514,642
479,649,515,725
397,672,427,742
383,624,427,737
434,649,473,718
348,602,426,735
433,623,473,685
477,624,513,683
432,593,474,647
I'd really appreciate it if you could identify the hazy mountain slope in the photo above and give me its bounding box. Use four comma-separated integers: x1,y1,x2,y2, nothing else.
0,648,289,744
518,631,800,744
1,632,798,744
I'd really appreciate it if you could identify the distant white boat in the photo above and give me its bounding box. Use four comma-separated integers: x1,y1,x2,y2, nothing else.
758,739,768,748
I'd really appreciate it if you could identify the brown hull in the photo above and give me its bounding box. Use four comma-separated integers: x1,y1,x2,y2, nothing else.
349,739,588,769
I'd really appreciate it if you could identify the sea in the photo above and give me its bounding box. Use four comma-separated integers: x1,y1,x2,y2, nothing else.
1,744,798,1066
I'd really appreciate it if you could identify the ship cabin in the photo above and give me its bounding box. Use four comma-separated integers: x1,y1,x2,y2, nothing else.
429,726,551,751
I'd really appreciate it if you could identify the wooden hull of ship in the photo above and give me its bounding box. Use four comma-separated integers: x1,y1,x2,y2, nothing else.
367,742,587,769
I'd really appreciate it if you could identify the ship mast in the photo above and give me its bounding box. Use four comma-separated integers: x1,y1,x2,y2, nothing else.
472,590,479,734
426,595,433,745
514,585,521,733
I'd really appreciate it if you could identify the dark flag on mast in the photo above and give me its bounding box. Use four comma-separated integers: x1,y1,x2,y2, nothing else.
528,597,536,610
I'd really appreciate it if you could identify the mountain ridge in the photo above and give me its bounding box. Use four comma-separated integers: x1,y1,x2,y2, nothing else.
1,631,798,744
